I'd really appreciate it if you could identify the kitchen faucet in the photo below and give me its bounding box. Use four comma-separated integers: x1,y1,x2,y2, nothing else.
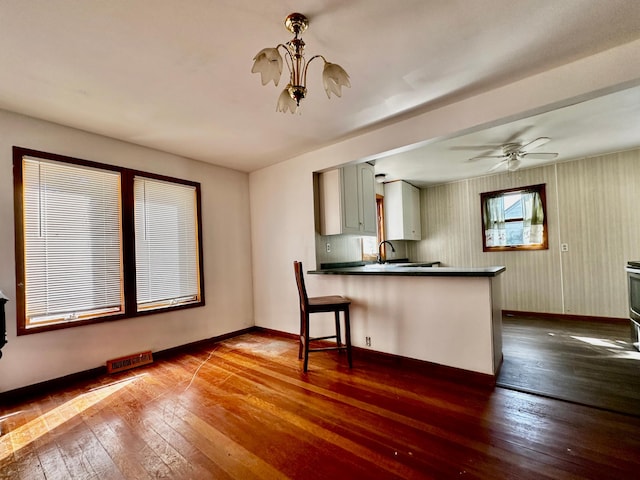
377,240,395,264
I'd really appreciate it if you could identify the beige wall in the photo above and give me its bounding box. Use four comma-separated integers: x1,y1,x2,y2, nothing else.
413,149,640,318
558,150,640,317
0,110,254,392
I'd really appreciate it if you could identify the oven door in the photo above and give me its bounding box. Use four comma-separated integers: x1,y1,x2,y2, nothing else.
627,267,640,351
628,268,640,323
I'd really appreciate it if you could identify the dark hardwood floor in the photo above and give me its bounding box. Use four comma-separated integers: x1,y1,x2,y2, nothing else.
2,330,640,479
498,313,640,416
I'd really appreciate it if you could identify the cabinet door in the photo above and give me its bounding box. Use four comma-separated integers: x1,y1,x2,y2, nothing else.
359,163,377,235
383,181,403,240
341,165,361,233
405,181,422,240
320,164,377,235
318,169,341,235
384,181,421,240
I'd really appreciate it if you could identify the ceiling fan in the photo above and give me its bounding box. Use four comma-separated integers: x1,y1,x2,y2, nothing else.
469,137,558,172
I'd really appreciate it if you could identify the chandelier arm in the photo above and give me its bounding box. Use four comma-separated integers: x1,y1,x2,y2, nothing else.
276,43,289,55
277,44,295,83
302,55,327,87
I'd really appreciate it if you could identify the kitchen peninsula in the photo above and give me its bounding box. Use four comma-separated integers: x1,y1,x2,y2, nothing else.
309,264,505,382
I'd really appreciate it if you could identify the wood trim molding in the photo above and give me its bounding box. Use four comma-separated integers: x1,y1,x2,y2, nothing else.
254,327,297,340
255,327,497,388
12,145,206,336
152,327,256,361
351,346,497,388
1,324,498,405
0,327,257,405
503,310,628,324
0,365,108,406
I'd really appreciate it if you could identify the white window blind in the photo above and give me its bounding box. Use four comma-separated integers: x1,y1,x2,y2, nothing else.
22,157,123,326
134,177,200,311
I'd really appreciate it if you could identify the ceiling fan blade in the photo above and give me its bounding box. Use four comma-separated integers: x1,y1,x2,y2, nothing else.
452,127,536,152
503,126,535,144
468,154,506,162
451,145,505,151
487,160,508,172
521,152,558,160
520,137,550,153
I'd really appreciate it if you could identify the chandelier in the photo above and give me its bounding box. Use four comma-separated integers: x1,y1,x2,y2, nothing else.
251,13,351,114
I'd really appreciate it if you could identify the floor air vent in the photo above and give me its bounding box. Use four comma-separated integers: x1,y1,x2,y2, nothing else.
106,351,153,374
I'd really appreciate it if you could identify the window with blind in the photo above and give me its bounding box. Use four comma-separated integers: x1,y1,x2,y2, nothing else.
134,177,200,311
13,147,204,334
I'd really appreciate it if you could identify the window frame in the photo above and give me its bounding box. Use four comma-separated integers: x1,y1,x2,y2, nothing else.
480,183,548,252
13,146,205,335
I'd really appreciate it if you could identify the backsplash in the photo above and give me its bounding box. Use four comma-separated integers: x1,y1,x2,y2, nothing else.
315,233,408,266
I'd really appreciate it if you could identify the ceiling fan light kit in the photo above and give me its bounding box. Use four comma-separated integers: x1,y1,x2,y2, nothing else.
252,13,351,114
507,158,521,172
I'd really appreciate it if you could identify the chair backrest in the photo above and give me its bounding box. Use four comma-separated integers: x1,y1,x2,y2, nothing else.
293,261,309,311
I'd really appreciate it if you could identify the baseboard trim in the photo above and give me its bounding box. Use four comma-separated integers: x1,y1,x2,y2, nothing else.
255,326,496,388
352,346,496,388
0,366,108,406
0,326,257,405
254,326,297,340
153,326,257,361
1,325,495,403
503,310,628,324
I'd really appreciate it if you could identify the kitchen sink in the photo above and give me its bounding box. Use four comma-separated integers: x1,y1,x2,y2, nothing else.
396,262,440,267
363,261,440,268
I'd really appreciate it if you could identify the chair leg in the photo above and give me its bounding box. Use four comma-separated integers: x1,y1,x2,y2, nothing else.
334,310,342,349
344,307,353,369
298,309,304,360
303,312,310,373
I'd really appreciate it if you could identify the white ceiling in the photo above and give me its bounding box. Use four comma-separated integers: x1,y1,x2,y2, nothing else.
1,1,639,180
375,84,640,186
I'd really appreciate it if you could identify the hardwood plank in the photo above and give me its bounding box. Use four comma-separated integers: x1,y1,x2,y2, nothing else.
0,407,46,480
81,402,155,480
498,314,640,415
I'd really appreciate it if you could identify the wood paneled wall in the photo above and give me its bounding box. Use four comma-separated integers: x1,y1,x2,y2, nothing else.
412,148,640,318
556,150,640,317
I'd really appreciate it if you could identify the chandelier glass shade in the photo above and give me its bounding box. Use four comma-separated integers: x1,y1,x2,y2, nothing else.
251,13,350,114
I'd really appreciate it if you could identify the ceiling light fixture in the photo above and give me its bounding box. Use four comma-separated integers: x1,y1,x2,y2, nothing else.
507,155,522,172
251,13,351,114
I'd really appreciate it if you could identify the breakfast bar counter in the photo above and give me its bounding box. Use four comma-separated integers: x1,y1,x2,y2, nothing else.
307,263,506,380
309,264,505,277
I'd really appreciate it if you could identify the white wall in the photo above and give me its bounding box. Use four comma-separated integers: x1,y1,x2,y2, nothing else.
0,110,254,392
250,40,640,340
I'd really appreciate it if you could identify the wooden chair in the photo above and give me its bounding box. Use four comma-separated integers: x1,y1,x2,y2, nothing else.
293,261,352,372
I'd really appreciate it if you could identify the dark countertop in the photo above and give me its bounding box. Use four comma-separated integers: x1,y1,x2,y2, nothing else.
309,264,505,277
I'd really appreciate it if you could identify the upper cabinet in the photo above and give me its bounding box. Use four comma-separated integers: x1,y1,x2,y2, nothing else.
318,163,377,236
384,180,422,240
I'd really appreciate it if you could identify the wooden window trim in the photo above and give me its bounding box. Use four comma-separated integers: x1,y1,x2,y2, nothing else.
13,146,205,335
480,183,548,252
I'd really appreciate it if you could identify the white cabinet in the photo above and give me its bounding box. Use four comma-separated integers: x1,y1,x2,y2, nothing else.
319,163,377,236
384,180,422,240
